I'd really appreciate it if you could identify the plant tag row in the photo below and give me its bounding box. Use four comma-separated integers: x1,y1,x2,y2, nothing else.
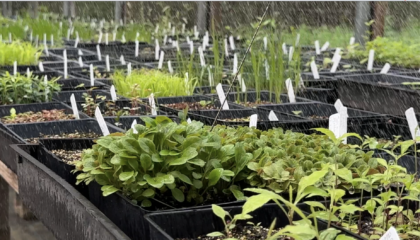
216,83,229,110
379,227,400,240
233,53,238,74
268,110,279,121
70,94,80,119
249,114,258,128
285,78,296,103
131,119,138,134
95,107,110,136
330,55,341,73
238,74,246,93
329,99,348,143
405,107,420,140
310,61,320,79
282,43,288,55
149,93,157,115
198,47,206,66
367,49,374,71
155,39,160,60
380,63,391,74
229,36,235,50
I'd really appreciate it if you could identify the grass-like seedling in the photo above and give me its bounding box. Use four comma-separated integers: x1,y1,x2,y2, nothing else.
0,41,41,66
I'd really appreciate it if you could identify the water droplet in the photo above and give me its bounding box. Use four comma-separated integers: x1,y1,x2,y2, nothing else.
349,186,355,195
378,185,383,192
389,160,395,165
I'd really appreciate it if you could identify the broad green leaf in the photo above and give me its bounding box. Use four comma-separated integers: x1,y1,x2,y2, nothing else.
169,147,198,166
207,232,225,237
298,169,328,196
138,138,156,154
207,168,223,187
119,171,134,181
230,185,245,200
144,174,164,188
142,188,155,197
122,138,141,154
140,154,152,172
151,153,163,162
335,168,353,183
211,204,226,220
304,201,326,210
171,188,185,202
242,194,272,215
101,185,119,196
336,234,357,240
127,158,139,170
170,171,193,185
319,228,341,240
188,158,206,167
159,150,170,156
141,199,152,207
313,128,337,142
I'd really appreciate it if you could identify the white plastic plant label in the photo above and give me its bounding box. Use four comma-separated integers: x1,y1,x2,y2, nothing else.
282,43,288,55
122,33,126,43
288,47,294,62
74,37,79,48
120,55,126,65
95,107,110,136
229,35,235,50
182,23,185,34
334,99,345,114
105,55,110,72
194,26,199,39
367,49,374,71
405,108,420,140
96,45,102,61
198,47,206,67
224,38,229,57
26,68,30,78
38,62,44,72
329,107,348,143
44,75,48,102
268,110,279,121
295,33,300,47
189,40,194,55
98,31,103,44
149,93,157,115
105,33,109,45
50,35,54,46
238,74,246,93
155,39,160,60
310,61,320,79
265,59,270,81
379,227,400,240
158,51,165,70
63,50,68,79
320,41,329,52
43,35,49,56
135,40,139,57
207,67,214,87
78,56,83,67
216,83,229,110
112,32,116,41
315,40,320,55
127,63,132,76
332,48,341,63
285,78,296,103
233,53,238,74
185,73,191,95
263,36,267,51
131,119,138,134
70,94,80,119
330,55,341,73
187,118,192,124
349,37,355,45
249,114,258,128
154,24,159,34
110,85,117,101
168,60,174,74
90,64,94,86
163,35,167,45
381,63,391,74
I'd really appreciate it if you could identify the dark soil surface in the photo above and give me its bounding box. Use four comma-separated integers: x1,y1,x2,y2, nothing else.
238,101,275,108
309,115,329,120
221,117,260,122
175,225,284,240
51,149,83,164
163,102,218,111
25,131,101,143
1,109,75,124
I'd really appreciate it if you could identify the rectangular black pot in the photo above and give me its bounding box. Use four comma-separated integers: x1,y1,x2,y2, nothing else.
11,144,130,240
57,77,108,90
53,89,125,103
43,60,81,70
336,73,420,115
145,203,362,240
0,64,39,74
297,87,338,104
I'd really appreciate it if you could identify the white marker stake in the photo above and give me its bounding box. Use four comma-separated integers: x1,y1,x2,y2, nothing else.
26,68,30,78
315,40,320,55
110,85,117,101
43,36,49,56
70,94,80,119
182,23,185,34
229,35,235,50
122,33,126,43
44,76,48,102
155,39,160,60
90,64,94,86
149,93,157,115
265,59,269,81
198,47,206,67
112,32,116,41
249,114,258,128
38,62,44,72
367,49,374,71
310,61,320,79
268,111,279,121
239,74,246,93
168,60,174,74
120,55,126,65
233,53,238,74
158,51,165,70
127,63,132,76
405,108,420,140
295,33,300,47
163,35,167,45
105,55,110,72
74,37,79,48
282,43,288,55
187,118,192,124
13,61,17,76
50,34,54,46
78,56,83,67
131,119,138,134
135,40,139,57
330,55,341,73
349,37,355,45
263,36,267,51
224,38,229,57
285,78,296,103
96,45,102,61
216,83,229,110
207,67,214,87
98,31,103,44
288,47,294,62
381,63,391,74
332,48,341,63
379,227,400,240
320,41,329,52
105,33,108,45
329,107,348,144
185,72,191,95
95,107,110,136
63,50,68,79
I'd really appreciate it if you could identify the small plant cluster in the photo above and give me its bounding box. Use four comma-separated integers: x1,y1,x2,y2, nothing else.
2,108,75,124
112,68,197,99
0,41,41,66
0,72,61,105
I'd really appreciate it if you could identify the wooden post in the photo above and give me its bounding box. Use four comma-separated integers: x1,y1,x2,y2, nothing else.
196,1,208,34
371,1,388,40
0,177,10,240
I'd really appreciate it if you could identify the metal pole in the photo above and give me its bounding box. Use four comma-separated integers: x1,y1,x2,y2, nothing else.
0,177,10,240
210,1,221,32
354,1,371,46
196,1,208,33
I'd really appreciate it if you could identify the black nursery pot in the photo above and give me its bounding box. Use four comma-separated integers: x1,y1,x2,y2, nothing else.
300,73,338,89
10,144,130,240
0,64,39,73
144,203,362,240
336,73,420,115
53,89,125,103
104,115,178,129
57,77,108,90
43,60,80,70
297,87,338,104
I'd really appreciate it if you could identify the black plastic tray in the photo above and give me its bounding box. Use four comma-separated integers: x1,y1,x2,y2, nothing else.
297,87,337,104
11,144,130,240
104,115,178,129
